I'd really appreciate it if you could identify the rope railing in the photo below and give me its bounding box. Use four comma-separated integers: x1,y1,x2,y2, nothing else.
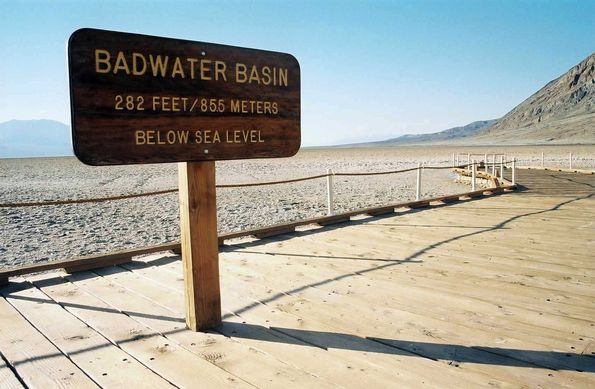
1,159,519,209
0,163,458,208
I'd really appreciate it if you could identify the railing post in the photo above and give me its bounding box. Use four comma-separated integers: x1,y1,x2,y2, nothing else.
499,155,504,179
452,153,455,167
471,160,476,191
326,168,334,216
467,153,470,167
512,158,516,186
569,152,573,170
491,154,496,176
484,153,488,172
541,152,544,168
416,162,422,201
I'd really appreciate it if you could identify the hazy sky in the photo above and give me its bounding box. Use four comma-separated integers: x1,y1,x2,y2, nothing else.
1,0,593,146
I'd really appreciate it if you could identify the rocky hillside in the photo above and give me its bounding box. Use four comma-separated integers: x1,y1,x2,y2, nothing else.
475,52,595,144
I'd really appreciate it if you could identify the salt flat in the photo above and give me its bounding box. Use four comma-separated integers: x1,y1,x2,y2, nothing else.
0,145,593,268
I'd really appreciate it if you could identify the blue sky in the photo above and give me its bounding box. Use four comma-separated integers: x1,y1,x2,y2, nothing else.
1,0,593,146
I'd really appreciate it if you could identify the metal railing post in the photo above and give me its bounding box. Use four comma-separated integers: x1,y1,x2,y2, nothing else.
416,162,422,201
512,158,516,186
569,152,573,170
326,169,333,216
471,160,476,191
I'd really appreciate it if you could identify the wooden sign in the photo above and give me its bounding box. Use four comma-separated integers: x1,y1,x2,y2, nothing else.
68,28,300,165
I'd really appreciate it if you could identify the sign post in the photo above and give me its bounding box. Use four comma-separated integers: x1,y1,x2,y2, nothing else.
178,161,220,330
68,28,300,330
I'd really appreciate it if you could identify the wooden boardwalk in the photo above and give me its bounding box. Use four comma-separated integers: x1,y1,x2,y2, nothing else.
1,169,593,388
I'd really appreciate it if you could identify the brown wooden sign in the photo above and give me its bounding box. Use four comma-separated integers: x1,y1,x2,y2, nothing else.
68,28,300,165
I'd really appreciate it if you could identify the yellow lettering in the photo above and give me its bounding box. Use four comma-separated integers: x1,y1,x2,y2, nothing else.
215,61,227,81
261,66,271,85
230,99,240,112
213,130,221,143
95,49,111,73
112,51,130,75
149,55,169,77
178,130,189,144
248,66,260,84
131,53,146,75
200,59,212,80
235,63,247,83
171,57,185,78
187,58,198,79
278,68,288,87
194,130,203,144
135,130,146,145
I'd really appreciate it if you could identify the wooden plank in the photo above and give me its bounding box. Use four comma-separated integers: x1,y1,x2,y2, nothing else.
0,294,99,388
33,274,250,388
83,266,337,388
216,253,593,386
118,260,451,388
178,161,221,331
0,355,24,389
122,257,515,387
4,277,172,388
64,255,132,274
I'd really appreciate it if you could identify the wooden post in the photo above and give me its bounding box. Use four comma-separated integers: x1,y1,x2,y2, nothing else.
499,155,504,179
491,154,496,176
484,153,488,172
178,161,221,331
471,160,476,191
326,169,334,216
512,158,516,186
569,152,573,170
416,162,422,201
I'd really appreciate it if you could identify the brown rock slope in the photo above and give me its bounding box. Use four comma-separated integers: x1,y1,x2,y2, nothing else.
474,52,595,144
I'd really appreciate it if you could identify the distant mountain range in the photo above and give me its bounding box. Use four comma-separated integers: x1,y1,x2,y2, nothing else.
346,119,497,147
0,119,72,158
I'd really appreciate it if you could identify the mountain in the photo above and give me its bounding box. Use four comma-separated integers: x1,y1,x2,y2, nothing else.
353,120,497,147
0,119,72,158
473,52,595,144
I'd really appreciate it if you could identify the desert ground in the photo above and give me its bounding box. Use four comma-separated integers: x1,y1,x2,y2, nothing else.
1,144,593,268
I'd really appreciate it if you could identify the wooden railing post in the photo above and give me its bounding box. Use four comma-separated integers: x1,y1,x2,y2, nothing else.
416,162,422,201
471,160,476,191
512,158,516,186
326,169,334,216
491,154,496,176
178,161,221,331
484,153,488,172
499,155,504,179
